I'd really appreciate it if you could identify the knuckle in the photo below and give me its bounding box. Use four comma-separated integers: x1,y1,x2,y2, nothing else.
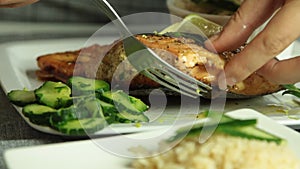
231,9,254,30
258,59,292,84
241,63,254,79
228,60,252,82
231,10,241,21
231,10,244,26
261,35,287,56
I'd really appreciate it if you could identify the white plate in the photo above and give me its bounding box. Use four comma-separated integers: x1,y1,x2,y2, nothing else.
0,37,300,137
4,109,300,169
0,37,207,136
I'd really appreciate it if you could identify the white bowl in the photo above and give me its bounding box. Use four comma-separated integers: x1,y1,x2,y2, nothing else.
166,0,231,26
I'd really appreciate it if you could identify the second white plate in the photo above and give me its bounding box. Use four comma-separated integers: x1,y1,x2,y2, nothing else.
4,109,300,169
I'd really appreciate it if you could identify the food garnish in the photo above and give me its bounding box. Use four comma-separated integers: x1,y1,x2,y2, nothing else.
282,84,300,98
7,76,149,136
168,111,284,145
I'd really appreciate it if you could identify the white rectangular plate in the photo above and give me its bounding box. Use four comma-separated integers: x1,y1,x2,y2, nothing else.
0,37,206,136
0,37,300,137
4,109,300,169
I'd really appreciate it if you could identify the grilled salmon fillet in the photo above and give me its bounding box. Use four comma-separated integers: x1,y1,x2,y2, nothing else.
36,34,281,96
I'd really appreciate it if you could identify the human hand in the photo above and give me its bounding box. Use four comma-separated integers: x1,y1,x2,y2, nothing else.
0,0,38,8
205,0,300,89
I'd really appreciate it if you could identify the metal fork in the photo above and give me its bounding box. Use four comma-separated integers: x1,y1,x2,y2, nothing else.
93,0,212,98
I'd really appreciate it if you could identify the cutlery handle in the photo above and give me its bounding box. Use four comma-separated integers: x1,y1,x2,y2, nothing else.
96,0,132,38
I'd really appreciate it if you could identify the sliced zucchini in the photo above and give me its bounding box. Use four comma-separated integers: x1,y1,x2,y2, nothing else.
171,118,257,141
7,89,36,107
67,76,110,96
169,116,284,144
50,98,105,128
118,111,149,123
129,96,149,112
114,113,132,123
22,104,57,126
56,118,106,135
99,91,149,123
34,81,72,109
99,100,119,124
49,105,78,128
98,100,149,123
175,113,235,134
76,97,105,118
217,125,284,145
100,90,149,113
99,100,118,114
9,77,151,136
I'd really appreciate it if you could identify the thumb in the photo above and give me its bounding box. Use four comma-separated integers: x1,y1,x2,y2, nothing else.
257,57,300,84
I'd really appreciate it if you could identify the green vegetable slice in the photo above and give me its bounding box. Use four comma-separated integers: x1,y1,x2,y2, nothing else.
50,105,78,128
22,104,57,126
8,76,150,135
51,97,106,128
100,90,149,113
7,89,36,107
118,111,149,123
68,76,110,96
282,84,300,98
99,100,118,114
169,113,284,145
56,118,106,136
217,125,284,145
35,81,72,109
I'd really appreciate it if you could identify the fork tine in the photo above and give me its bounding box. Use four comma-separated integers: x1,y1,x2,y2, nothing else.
130,47,212,92
126,49,209,96
139,47,212,91
124,41,211,98
142,70,202,98
154,68,209,93
148,70,203,97
161,61,212,91
148,69,208,94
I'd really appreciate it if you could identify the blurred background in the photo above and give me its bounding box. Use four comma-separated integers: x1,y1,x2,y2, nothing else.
0,0,168,23
0,0,169,43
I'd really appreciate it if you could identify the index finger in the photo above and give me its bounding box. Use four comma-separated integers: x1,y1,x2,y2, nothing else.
0,0,38,7
206,0,283,52
224,0,300,85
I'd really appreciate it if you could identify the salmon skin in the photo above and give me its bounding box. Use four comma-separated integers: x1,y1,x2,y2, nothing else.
36,33,281,97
